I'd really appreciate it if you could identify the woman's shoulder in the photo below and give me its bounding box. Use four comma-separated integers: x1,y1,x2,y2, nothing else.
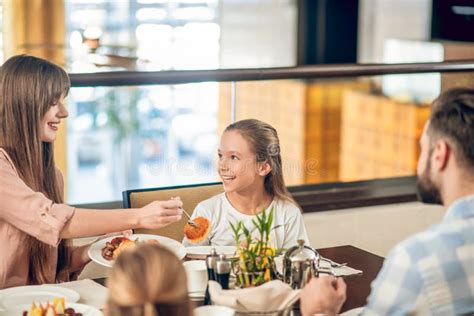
0,148,17,173
0,147,11,161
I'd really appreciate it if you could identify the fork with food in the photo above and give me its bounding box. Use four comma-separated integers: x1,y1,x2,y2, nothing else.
171,196,199,228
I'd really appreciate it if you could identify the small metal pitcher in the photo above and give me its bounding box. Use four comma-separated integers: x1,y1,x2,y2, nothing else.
282,239,320,289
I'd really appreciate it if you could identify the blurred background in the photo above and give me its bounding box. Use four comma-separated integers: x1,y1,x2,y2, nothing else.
1,0,473,204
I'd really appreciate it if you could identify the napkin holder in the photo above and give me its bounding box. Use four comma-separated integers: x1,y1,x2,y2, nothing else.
208,280,300,316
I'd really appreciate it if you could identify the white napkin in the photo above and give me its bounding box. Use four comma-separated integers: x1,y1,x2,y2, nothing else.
57,279,108,309
208,280,300,313
318,260,363,277
274,256,362,278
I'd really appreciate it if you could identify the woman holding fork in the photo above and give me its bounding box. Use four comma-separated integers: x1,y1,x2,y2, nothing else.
0,55,183,289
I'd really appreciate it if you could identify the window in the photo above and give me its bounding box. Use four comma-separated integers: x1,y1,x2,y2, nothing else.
65,0,222,203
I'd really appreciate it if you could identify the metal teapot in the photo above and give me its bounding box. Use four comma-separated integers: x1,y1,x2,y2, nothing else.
282,239,320,289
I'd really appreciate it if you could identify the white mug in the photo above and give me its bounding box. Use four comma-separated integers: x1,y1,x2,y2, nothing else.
183,260,208,294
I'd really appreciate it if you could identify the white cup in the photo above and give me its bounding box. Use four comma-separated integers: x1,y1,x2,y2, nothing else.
194,305,235,316
183,260,208,294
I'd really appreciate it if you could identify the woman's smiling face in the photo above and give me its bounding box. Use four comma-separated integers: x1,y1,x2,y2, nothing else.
218,130,263,193
39,95,68,143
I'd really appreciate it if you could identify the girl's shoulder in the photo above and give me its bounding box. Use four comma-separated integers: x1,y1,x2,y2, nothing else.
194,192,227,213
272,198,302,215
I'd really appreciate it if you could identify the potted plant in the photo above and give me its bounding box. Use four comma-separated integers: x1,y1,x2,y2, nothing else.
229,207,282,288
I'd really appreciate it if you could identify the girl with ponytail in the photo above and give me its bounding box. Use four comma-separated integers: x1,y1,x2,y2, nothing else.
183,119,309,248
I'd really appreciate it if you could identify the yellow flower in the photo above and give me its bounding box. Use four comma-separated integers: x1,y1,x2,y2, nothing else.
264,268,271,281
265,247,275,256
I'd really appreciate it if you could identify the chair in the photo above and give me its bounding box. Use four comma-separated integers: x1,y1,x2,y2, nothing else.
122,182,223,242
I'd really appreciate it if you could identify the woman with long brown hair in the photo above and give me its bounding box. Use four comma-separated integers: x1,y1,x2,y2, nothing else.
0,55,183,289
106,243,192,316
183,118,309,248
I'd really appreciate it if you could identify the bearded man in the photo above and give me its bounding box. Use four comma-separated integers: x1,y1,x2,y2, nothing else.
300,88,474,316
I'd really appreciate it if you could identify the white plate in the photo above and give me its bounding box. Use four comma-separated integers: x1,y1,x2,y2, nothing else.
0,285,79,310
186,246,237,259
1,302,103,316
88,234,187,267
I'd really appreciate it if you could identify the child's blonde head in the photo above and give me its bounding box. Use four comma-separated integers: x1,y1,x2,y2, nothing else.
106,243,191,316
224,119,295,204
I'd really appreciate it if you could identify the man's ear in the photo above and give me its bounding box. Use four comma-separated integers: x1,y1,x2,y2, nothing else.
258,160,272,176
432,139,451,172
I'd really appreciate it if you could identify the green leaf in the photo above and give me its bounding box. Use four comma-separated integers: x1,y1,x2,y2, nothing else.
260,208,267,225
229,220,244,246
267,206,274,231
229,221,237,234
242,224,250,237
251,219,261,232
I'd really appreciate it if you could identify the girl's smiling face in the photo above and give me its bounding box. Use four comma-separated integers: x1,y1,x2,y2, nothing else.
39,95,69,142
218,130,268,193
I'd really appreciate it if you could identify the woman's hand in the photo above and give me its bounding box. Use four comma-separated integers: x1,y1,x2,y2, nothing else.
137,200,183,229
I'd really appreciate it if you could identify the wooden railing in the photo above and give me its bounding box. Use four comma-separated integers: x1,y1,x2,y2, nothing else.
69,60,474,86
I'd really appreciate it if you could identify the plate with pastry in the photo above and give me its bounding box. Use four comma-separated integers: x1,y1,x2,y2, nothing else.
1,299,102,316
0,286,79,311
88,234,186,267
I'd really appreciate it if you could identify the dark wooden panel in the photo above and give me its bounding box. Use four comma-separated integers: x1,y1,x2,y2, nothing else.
289,176,418,212
74,176,419,212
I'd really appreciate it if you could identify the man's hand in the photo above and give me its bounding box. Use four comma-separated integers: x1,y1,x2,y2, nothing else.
300,276,347,316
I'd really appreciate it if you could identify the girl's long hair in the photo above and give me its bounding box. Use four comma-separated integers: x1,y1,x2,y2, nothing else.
225,119,297,206
106,244,192,316
0,55,71,284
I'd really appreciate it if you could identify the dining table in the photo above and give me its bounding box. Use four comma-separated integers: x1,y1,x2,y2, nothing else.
92,244,385,314
317,245,384,313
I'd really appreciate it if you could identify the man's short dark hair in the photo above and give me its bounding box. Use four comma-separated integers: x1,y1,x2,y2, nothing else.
429,88,474,170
